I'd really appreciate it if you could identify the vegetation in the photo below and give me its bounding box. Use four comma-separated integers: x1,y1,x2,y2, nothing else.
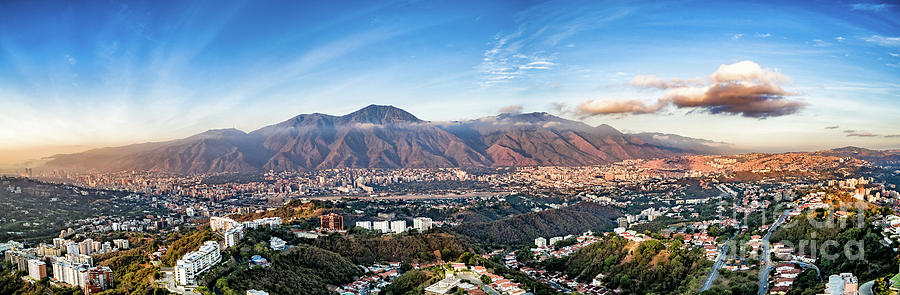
0,177,166,242
702,268,760,295
307,230,472,264
546,235,711,294
199,229,362,295
382,269,439,295
160,226,218,266
0,262,83,295
454,202,620,245
94,239,171,295
231,199,332,222
770,210,899,285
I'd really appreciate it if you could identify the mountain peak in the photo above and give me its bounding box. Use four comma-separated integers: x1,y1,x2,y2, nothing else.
188,128,247,139
341,104,422,124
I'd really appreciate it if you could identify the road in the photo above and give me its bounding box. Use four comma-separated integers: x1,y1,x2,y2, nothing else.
700,243,730,291
700,231,740,292
157,267,198,295
757,211,791,295
699,187,738,293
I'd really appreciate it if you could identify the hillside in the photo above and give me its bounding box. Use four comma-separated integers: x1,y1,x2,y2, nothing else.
454,201,621,245
43,105,705,173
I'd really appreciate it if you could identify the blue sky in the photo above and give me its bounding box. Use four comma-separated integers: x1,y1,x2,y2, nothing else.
0,0,899,162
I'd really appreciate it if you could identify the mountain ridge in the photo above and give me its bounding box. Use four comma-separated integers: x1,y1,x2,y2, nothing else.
44,105,726,173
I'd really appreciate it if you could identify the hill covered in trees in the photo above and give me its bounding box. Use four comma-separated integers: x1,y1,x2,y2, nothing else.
541,235,711,294
454,202,621,245
308,230,473,265
199,229,362,295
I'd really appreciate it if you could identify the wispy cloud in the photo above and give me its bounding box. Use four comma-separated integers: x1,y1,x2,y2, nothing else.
851,3,892,12
835,36,846,42
843,129,899,138
755,33,771,38
477,4,634,87
65,54,76,65
846,131,878,137
864,35,900,46
824,125,839,129
477,30,558,87
499,104,523,114
811,39,831,47
731,33,744,40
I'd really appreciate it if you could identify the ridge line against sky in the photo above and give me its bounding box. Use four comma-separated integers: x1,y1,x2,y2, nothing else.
0,0,899,165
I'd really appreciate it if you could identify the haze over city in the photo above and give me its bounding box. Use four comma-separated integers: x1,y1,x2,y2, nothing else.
0,0,899,166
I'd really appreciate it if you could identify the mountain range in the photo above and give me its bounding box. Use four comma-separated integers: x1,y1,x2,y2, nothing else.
44,105,733,173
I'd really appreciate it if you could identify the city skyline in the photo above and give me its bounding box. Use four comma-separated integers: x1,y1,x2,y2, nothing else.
1,0,899,165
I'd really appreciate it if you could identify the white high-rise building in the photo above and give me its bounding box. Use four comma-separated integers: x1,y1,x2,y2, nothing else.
390,220,407,234
355,221,372,230
413,217,432,232
535,237,547,248
50,256,90,288
224,226,244,248
373,221,390,233
113,239,129,250
65,242,79,256
209,217,239,232
174,241,221,286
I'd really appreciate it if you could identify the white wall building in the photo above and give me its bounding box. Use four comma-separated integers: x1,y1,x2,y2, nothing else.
534,237,547,248
355,221,372,230
413,217,432,232
174,241,221,286
224,226,244,248
373,221,390,233
269,237,286,251
390,220,407,234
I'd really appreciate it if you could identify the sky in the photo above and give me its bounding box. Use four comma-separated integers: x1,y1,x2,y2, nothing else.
0,0,899,164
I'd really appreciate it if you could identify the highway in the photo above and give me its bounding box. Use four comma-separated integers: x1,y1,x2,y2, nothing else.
757,210,791,295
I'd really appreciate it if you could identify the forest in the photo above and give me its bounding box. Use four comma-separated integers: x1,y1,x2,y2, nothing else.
454,202,620,245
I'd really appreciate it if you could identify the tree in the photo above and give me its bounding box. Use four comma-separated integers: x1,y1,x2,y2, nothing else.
480,274,491,285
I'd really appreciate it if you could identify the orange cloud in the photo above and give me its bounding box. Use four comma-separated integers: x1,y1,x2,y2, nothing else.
574,99,666,116
572,61,805,118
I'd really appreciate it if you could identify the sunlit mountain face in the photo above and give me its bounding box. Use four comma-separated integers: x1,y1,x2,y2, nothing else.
0,1,898,166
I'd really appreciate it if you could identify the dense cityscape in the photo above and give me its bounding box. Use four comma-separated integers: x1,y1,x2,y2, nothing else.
2,148,900,295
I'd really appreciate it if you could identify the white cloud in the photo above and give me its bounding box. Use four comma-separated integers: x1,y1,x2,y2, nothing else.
835,36,846,42
851,3,891,11
864,35,900,46
65,54,76,65
731,33,744,40
755,33,771,38
811,39,831,47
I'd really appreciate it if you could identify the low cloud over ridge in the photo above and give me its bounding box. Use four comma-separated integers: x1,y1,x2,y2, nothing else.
571,61,807,118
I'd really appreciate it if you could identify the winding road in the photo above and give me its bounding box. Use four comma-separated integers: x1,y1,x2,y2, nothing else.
700,232,740,292
757,210,791,295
